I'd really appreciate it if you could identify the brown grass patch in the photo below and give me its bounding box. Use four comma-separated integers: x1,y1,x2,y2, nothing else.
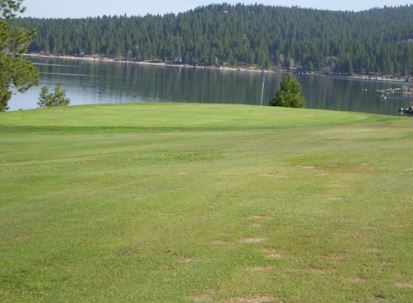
378,261,392,268
364,248,381,254
210,240,230,246
15,235,30,241
175,256,198,263
261,174,288,179
261,249,283,259
328,183,351,189
350,277,368,284
396,282,413,289
239,237,267,244
306,268,334,274
247,215,272,221
154,265,173,273
325,254,347,263
251,223,262,229
228,296,276,303
293,268,334,275
115,246,139,257
297,165,315,170
354,128,374,133
190,294,215,302
328,196,344,201
248,266,274,273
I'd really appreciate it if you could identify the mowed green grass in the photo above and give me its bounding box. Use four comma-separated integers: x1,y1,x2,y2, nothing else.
1,103,412,303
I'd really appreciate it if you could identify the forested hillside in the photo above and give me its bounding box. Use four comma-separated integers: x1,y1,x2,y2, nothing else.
16,4,413,75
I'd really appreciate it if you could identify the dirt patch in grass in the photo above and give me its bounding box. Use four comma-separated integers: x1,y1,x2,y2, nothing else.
322,195,345,202
297,165,316,170
115,246,139,258
239,237,267,244
250,223,262,229
305,268,334,274
247,215,272,221
378,261,392,268
261,174,288,179
190,294,215,302
210,240,232,246
247,216,271,229
354,128,374,133
154,265,173,273
350,277,368,284
324,254,347,263
261,249,284,259
364,248,381,254
328,183,352,189
396,282,413,289
14,235,30,242
227,296,276,303
248,266,274,273
293,268,334,275
175,256,198,263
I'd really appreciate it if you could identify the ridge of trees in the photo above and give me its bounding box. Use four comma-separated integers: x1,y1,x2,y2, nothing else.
16,4,413,75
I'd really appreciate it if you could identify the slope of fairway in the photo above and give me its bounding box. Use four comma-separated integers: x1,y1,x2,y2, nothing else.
1,103,412,303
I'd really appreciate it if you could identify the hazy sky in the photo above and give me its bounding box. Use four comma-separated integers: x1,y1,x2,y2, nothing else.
23,0,413,18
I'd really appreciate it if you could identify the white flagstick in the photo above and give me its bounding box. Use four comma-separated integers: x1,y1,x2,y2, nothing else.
260,71,266,106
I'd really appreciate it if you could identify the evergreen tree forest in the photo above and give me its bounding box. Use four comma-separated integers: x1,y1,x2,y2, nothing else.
15,4,413,75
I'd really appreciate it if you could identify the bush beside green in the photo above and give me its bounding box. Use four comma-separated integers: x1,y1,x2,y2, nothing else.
38,83,71,108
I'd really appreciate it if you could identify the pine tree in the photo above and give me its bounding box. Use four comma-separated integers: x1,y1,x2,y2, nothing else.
0,0,39,111
271,75,306,108
38,83,71,108
37,86,52,108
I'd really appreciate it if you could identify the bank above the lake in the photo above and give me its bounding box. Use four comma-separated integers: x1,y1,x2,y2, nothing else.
1,103,412,303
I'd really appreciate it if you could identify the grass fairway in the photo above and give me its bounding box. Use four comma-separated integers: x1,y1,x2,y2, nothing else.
1,103,413,303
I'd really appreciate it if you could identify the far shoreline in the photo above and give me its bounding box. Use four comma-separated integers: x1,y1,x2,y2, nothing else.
24,53,271,74
23,53,411,84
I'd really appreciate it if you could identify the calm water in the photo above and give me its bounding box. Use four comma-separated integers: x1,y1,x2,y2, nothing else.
9,57,413,115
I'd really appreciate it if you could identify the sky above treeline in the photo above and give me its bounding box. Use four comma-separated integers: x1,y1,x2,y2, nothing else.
23,0,413,18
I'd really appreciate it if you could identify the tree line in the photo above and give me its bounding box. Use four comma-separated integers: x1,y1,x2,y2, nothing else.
15,4,413,75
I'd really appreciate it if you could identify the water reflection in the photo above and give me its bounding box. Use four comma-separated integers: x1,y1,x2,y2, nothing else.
9,57,413,115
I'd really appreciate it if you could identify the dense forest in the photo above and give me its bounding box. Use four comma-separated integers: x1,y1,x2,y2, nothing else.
16,4,413,75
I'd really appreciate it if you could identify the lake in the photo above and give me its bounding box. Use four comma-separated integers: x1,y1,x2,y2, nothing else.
9,57,413,115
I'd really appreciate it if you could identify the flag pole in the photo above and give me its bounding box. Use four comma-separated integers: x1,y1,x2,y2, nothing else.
260,71,266,106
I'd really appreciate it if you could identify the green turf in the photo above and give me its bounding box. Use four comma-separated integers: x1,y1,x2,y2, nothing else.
1,103,412,303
